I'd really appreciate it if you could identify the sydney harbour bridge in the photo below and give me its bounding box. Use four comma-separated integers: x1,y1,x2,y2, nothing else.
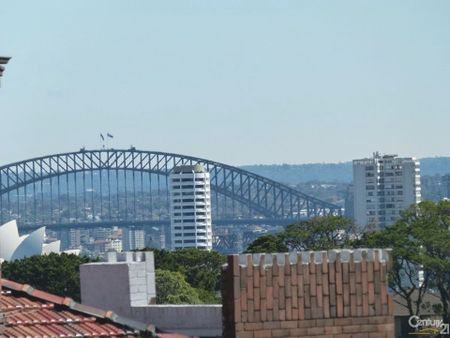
0,149,341,250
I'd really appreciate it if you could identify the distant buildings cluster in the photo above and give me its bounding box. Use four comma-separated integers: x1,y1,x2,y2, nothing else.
55,226,147,255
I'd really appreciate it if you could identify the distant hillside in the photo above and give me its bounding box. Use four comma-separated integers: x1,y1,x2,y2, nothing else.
419,157,450,176
241,163,352,184
241,157,450,184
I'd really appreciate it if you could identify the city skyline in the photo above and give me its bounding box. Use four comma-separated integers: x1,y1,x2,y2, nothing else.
1,1,449,166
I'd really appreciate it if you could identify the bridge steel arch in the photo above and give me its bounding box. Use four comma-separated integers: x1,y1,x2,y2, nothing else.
0,149,341,226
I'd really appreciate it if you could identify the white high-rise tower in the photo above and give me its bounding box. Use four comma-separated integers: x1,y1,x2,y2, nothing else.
169,165,213,250
353,152,421,229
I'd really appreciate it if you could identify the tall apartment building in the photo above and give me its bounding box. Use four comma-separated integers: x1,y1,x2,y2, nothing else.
353,153,421,229
442,174,450,199
122,227,145,251
169,165,213,250
58,228,81,250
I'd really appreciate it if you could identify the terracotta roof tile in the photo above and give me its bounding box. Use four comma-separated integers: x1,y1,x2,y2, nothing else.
0,279,147,337
156,334,197,338
0,278,195,338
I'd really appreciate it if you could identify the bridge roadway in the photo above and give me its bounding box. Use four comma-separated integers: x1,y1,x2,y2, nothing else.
19,217,298,231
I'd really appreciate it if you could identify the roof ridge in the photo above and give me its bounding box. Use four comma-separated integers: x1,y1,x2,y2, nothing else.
1,278,154,335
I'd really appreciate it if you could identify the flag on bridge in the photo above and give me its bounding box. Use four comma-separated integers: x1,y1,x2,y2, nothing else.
100,133,105,141
107,133,114,139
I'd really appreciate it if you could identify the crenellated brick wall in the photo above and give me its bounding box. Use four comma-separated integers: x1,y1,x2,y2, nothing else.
222,249,395,338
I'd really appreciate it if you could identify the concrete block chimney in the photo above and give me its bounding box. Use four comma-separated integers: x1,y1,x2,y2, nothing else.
80,251,156,314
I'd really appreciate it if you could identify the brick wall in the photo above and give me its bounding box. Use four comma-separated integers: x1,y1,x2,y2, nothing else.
222,249,395,338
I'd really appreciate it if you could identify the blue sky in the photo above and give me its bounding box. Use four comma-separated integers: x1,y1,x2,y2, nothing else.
0,1,449,166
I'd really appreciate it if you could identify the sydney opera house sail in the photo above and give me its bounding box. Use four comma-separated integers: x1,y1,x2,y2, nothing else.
0,220,61,261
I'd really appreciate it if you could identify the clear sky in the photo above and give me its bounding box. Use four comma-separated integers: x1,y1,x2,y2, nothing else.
0,1,449,166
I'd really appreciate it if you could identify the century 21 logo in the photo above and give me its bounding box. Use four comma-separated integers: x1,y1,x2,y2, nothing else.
408,315,450,335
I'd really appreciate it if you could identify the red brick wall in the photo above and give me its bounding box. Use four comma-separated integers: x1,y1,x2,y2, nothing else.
222,249,394,338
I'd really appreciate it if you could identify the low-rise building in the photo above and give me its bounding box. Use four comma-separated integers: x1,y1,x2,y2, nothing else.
106,238,123,252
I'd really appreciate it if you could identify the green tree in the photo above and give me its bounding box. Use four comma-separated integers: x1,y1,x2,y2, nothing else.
352,201,450,323
351,219,429,318
245,215,355,253
155,269,201,304
404,201,450,324
146,248,226,303
1,253,95,301
244,234,288,253
281,216,355,251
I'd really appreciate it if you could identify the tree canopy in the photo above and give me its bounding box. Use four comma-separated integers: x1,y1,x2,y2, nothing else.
245,215,355,253
148,248,226,303
1,253,95,301
244,234,288,253
155,269,202,304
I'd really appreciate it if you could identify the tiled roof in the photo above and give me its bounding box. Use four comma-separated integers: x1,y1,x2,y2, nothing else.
0,279,195,338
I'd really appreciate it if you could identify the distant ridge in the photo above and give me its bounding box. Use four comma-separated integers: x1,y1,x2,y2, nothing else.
241,157,450,184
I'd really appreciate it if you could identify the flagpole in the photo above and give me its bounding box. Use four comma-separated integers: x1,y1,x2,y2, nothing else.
106,133,114,149
100,133,105,149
